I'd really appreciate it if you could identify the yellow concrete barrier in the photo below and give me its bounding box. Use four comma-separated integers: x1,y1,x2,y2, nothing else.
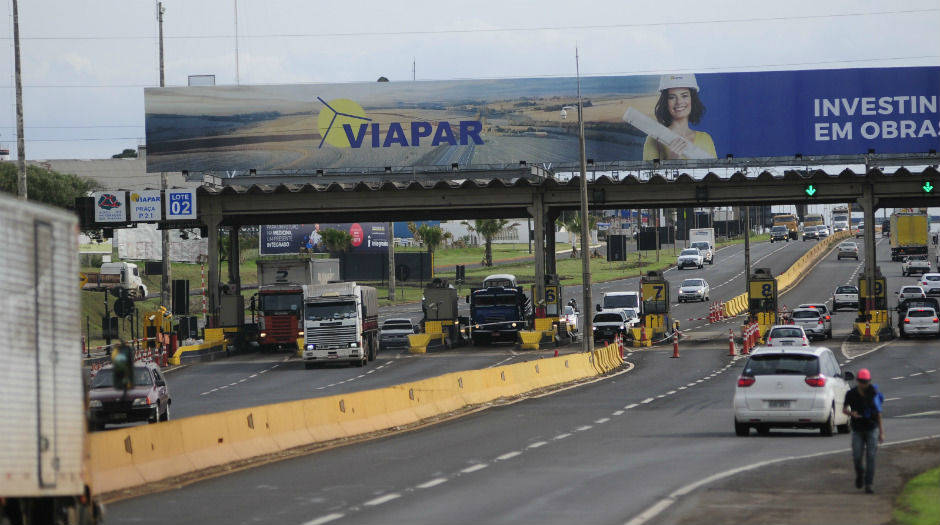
168,339,225,366
408,333,432,354
518,331,542,350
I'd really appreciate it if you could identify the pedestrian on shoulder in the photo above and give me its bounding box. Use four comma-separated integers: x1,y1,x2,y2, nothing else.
842,368,885,494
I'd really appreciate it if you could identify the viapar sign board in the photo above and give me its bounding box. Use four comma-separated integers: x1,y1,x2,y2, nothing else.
144,66,940,172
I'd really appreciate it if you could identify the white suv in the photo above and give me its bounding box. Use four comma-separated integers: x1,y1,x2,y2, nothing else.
677,248,704,270
900,307,940,338
764,325,810,347
919,273,940,296
733,346,853,436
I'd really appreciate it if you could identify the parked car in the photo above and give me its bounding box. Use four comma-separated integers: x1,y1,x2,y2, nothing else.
802,226,818,240
379,318,417,350
900,307,940,338
837,241,859,260
832,285,859,310
677,248,704,269
898,286,927,301
678,278,710,302
902,255,931,276
770,225,790,243
733,346,853,436
764,325,810,347
790,308,832,340
919,273,940,296
592,311,630,344
88,362,171,431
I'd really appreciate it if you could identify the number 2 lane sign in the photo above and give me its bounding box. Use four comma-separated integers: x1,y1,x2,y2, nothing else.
166,189,197,220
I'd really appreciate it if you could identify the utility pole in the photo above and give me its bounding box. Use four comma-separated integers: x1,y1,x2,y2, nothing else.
655,209,660,262
12,0,26,199
576,49,593,353
387,222,395,300
744,206,751,291
158,2,171,309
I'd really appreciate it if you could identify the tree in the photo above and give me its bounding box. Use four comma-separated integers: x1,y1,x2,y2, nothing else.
462,219,519,267
0,162,98,209
320,228,352,254
557,211,599,245
415,224,445,256
111,148,138,159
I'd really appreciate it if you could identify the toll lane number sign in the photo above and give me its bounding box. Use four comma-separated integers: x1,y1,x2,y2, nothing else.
166,189,197,220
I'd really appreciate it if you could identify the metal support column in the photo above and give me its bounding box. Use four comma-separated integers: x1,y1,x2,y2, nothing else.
744,205,751,296
546,209,558,276
228,226,241,294
861,169,877,313
206,214,222,327
531,196,546,308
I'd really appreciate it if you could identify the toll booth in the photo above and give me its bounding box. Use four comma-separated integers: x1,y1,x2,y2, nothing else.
422,278,468,347
856,272,892,341
748,267,778,341
639,271,670,340
530,274,563,342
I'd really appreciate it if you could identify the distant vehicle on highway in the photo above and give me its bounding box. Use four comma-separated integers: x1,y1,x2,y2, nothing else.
764,325,810,347
82,261,149,299
899,307,940,338
678,278,710,303
676,248,704,269
901,255,931,276
88,362,171,431
790,308,832,340
688,228,715,264
832,285,859,310
592,311,630,344
817,225,830,238
898,286,926,301
918,273,940,296
802,225,819,241
769,225,790,243
690,241,714,264
599,291,640,315
837,241,859,260
855,223,865,238
562,305,580,337
733,346,853,436
772,213,799,240
470,274,529,345
379,318,417,350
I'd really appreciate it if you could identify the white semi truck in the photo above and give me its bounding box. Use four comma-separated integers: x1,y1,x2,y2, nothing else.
301,282,379,368
1,193,100,523
81,261,149,299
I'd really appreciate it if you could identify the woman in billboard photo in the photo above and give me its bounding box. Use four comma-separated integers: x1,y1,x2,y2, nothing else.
628,74,717,161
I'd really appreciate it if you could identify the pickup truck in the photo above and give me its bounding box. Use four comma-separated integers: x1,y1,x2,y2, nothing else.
832,285,859,311
902,255,931,276
676,248,704,270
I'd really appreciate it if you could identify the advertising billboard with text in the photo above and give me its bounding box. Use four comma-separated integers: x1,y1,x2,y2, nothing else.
260,223,388,256
144,66,940,172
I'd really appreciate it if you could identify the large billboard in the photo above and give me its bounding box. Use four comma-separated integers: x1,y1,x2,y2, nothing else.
144,66,940,172
260,223,388,256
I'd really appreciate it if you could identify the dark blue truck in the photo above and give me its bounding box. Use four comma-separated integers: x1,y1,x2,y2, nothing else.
469,274,530,345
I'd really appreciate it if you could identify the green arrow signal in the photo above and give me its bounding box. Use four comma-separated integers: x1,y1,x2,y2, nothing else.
805,185,817,196
923,181,934,193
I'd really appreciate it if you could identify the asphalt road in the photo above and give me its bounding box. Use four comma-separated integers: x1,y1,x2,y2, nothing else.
107,235,940,525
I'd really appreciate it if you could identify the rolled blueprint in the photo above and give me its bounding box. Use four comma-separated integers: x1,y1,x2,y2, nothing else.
622,107,712,160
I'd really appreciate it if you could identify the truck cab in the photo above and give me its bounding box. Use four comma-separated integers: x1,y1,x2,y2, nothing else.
255,287,304,352
302,283,378,367
470,274,529,345
82,261,149,299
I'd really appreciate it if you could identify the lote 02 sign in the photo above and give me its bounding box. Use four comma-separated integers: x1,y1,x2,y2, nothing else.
165,189,197,220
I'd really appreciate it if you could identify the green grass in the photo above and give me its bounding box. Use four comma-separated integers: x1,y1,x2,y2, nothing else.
894,466,940,525
398,243,533,268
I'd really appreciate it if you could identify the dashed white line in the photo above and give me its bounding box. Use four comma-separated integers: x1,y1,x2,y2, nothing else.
910,373,923,377
302,513,345,525
641,398,654,404
612,410,625,416
416,478,448,489
461,464,488,473
656,394,666,399
496,451,522,461
249,374,257,378
625,403,639,409
554,433,572,440
927,369,937,373
595,418,611,424
200,391,210,396
678,386,687,390
891,376,905,380
575,425,593,432
884,397,902,401
686,382,696,387
667,390,677,395
527,441,548,449
363,493,401,506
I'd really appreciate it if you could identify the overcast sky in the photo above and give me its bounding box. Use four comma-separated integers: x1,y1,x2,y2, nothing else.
0,0,938,159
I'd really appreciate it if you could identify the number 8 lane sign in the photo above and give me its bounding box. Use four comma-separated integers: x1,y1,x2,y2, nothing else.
166,189,197,220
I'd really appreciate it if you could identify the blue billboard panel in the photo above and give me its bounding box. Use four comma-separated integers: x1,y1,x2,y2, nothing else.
145,67,940,172
260,223,388,256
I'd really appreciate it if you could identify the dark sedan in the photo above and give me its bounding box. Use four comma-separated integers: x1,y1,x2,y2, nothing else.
88,362,171,431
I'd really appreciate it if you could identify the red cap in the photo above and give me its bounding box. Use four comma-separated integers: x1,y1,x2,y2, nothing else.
857,368,871,380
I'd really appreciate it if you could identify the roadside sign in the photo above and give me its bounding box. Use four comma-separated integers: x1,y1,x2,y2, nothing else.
859,277,886,299
93,191,126,222
79,272,88,289
129,190,162,221
166,189,197,220
544,285,558,305
748,280,776,300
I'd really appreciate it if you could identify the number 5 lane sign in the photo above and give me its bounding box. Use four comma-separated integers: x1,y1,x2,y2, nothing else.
166,189,197,220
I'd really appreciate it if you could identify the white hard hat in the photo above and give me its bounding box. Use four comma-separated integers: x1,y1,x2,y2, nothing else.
659,73,699,92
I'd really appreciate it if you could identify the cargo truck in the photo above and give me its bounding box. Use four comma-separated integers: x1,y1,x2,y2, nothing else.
890,212,929,261
253,258,339,352
772,213,799,239
1,193,100,523
831,206,850,232
81,261,148,299
688,228,715,264
301,282,378,368
469,274,531,345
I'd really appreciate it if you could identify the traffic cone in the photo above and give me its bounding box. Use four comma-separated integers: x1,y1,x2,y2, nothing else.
671,330,680,358
728,328,736,356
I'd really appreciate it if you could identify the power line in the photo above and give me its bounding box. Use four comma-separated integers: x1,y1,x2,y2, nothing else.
0,7,936,41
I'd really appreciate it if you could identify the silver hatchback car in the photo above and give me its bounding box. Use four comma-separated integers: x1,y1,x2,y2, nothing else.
791,308,832,340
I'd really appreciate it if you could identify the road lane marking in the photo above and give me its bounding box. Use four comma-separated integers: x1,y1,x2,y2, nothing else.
656,395,666,399
527,441,548,449
667,390,677,395
625,403,639,409
575,425,593,432
595,418,611,424
927,369,937,373
885,397,901,401
910,373,923,377
496,451,522,461
896,410,940,418
686,382,696,387
249,374,257,378
554,433,572,440
302,513,345,525
678,386,687,390
363,493,401,506
612,410,625,416
416,478,448,489
891,376,905,380
460,464,488,473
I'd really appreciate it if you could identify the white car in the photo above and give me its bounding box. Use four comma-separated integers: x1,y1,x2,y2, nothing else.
562,305,580,335
733,346,853,436
690,241,714,265
790,308,831,340
902,255,931,276
599,291,640,315
678,278,710,303
764,325,810,347
919,273,940,296
900,306,940,338
898,286,927,301
832,285,859,311
677,248,704,270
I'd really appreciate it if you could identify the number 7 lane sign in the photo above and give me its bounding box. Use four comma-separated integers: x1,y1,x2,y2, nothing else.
166,189,197,220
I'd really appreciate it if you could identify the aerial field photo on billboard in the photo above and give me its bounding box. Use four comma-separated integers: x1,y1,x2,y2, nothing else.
144,66,940,173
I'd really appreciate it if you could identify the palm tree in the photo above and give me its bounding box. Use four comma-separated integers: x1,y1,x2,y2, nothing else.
416,224,445,256
462,219,519,267
557,211,599,246
320,228,352,255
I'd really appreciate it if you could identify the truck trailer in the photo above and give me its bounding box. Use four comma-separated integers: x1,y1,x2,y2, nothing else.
301,282,378,367
1,193,100,523
890,212,929,261
253,258,339,352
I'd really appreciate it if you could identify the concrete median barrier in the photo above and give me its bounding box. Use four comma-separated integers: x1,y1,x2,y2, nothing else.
89,344,623,497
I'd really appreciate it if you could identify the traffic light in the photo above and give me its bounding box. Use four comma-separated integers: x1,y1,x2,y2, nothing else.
922,180,935,194
110,342,135,391
804,184,818,197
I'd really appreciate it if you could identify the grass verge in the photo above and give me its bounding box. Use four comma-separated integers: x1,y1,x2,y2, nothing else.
894,466,940,525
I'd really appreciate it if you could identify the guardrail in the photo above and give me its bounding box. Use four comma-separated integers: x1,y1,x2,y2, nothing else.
88,344,624,496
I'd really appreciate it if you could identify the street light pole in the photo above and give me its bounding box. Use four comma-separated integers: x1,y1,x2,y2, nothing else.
158,2,171,310
12,0,26,199
576,49,593,353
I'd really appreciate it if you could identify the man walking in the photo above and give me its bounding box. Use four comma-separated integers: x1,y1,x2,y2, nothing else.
842,368,885,493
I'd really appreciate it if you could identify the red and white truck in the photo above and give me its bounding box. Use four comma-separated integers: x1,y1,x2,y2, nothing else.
253,258,339,352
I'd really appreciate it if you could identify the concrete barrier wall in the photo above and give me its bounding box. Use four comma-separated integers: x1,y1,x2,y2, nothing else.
89,344,623,495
